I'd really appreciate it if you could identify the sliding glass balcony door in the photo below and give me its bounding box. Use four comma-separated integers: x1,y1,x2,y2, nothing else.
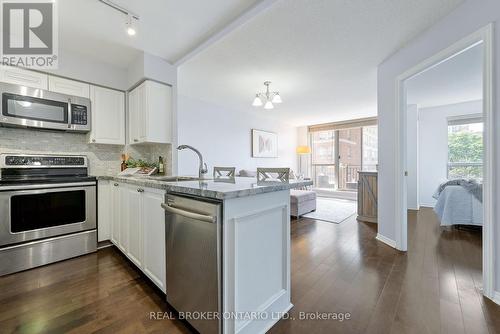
310,124,378,192
311,130,337,190
338,128,362,191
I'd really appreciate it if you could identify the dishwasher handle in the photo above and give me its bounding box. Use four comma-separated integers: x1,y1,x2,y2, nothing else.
161,203,217,223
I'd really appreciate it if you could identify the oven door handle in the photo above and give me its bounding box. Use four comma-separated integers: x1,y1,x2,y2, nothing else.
67,98,72,129
0,182,96,191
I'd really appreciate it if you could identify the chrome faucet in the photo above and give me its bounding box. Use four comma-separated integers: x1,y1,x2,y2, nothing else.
177,145,208,179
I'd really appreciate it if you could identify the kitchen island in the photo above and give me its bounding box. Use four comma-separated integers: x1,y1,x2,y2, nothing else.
97,175,312,334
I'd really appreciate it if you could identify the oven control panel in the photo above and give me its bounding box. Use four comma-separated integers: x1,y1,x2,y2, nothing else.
1,155,87,168
71,104,88,125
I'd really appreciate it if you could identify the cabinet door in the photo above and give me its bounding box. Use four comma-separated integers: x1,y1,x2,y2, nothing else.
114,183,129,252
143,188,166,292
110,182,121,246
145,81,172,144
89,86,125,145
97,180,112,242
128,82,147,144
128,87,139,144
0,66,48,89
48,76,90,98
126,185,143,268
137,83,147,143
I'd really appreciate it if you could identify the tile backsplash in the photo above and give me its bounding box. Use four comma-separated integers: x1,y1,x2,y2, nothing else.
0,127,172,176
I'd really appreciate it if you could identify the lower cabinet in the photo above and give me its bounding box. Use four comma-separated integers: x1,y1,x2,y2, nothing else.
104,181,166,293
97,180,111,242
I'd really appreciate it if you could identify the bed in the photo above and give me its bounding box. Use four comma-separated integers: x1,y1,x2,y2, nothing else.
433,184,483,226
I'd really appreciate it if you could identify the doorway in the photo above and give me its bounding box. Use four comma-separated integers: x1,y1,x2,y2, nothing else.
395,25,494,299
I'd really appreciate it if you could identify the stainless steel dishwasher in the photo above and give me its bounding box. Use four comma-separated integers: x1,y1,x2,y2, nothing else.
161,194,222,334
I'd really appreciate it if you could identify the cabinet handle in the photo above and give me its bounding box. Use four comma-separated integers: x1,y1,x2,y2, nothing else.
92,139,96,143
114,183,119,187
137,188,144,193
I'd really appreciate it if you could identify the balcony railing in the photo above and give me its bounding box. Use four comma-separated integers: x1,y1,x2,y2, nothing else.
312,164,377,191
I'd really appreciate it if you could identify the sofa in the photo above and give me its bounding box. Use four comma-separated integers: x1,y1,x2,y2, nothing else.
238,169,317,217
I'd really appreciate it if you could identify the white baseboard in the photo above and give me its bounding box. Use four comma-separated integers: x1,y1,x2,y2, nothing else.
490,291,500,305
376,234,397,248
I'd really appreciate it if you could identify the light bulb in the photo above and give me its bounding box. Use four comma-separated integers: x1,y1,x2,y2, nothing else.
125,14,137,36
252,95,263,107
272,93,282,104
127,27,136,36
264,101,274,110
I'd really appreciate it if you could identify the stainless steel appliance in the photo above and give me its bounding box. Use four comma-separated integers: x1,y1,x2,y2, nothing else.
0,82,91,132
0,154,97,276
162,194,222,334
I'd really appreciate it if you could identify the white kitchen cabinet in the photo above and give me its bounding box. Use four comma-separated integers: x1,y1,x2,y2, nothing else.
0,66,48,89
111,181,128,252
142,188,166,292
110,182,119,245
128,83,145,144
97,180,112,242
48,76,90,98
108,181,166,293
88,85,125,145
128,80,172,144
126,185,144,268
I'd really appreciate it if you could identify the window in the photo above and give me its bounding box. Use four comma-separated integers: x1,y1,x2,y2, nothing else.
362,125,378,171
311,130,336,189
309,120,378,191
447,116,483,180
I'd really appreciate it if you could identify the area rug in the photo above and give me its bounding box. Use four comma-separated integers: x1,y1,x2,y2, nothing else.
303,197,357,224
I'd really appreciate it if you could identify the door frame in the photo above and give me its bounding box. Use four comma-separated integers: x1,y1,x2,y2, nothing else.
394,24,494,299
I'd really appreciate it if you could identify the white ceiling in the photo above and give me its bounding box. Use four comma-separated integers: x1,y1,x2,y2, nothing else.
58,0,262,68
178,0,464,126
406,43,483,108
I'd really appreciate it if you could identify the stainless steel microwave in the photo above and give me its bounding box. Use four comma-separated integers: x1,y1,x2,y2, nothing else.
0,82,91,132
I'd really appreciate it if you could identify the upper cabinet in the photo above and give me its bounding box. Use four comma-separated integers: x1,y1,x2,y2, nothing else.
88,85,125,145
48,76,90,98
0,66,48,89
128,80,172,144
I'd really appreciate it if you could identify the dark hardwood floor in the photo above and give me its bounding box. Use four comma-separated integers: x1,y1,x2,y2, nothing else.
1,208,499,333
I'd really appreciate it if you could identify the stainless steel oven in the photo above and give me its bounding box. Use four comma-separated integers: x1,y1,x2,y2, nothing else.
0,182,96,247
0,82,91,132
0,154,97,276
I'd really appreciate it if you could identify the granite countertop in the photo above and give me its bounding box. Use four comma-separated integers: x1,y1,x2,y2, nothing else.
96,175,313,200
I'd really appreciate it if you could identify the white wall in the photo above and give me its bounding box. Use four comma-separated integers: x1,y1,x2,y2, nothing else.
377,0,500,293
45,48,128,90
417,100,482,207
177,95,298,176
406,104,419,210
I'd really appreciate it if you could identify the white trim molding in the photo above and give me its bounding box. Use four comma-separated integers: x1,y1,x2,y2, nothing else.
394,24,495,300
492,291,500,305
376,234,397,248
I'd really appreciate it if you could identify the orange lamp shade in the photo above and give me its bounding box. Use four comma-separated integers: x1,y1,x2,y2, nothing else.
296,146,311,154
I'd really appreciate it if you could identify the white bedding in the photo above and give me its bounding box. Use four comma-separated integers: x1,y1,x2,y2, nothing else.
433,185,483,226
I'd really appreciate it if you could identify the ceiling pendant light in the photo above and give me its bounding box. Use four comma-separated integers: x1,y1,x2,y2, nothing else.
252,94,263,107
264,101,274,110
252,81,282,109
271,93,282,104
